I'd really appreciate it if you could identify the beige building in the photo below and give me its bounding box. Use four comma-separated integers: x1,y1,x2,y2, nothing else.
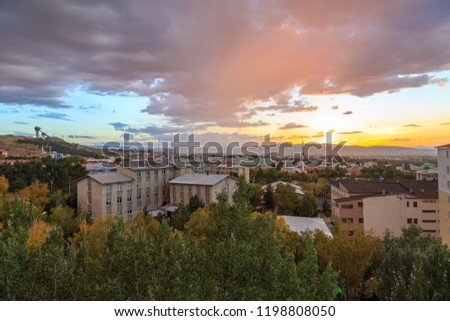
331,179,439,237
437,144,450,246
169,174,238,206
77,163,192,222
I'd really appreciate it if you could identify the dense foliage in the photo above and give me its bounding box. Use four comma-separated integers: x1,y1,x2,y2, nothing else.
0,175,448,301
0,157,86,198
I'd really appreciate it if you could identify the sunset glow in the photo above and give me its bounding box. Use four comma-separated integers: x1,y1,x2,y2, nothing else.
0,0,449,147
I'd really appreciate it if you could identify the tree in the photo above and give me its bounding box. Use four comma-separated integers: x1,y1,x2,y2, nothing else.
273,183,299,215
19,180,50,211
0,175,8,195
377,226,450,300
296,193,318,217
322,199,331,217
26,220,53,252
233,178,262,209
315,223,380,300
188,195,205,213
263,183,275,210
185,208,210,240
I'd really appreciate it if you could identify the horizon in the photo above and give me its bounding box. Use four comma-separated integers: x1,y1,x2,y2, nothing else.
1,1,450,148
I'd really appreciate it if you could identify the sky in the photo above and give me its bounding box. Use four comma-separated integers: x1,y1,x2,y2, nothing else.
0,0,450,148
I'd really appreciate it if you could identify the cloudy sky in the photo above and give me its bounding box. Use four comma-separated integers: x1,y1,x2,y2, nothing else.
1,0,449,147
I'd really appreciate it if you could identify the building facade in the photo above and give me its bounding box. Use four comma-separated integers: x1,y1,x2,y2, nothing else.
77,163,192,222
437,144,450,246
331,179,439,237
169,174,238,206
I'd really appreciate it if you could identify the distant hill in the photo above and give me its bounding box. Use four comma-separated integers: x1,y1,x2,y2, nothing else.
0,135,101,158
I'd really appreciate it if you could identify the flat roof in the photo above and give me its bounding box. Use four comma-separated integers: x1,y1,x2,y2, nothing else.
169,173,233,185
278,216,333,238
88,172,134,184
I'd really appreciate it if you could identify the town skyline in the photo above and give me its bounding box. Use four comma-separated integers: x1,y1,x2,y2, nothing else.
1,0,449,148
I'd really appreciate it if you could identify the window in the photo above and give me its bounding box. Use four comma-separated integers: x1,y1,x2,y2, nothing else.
127,196,132,202
407,201,410,207
154,192,159,197
146,170,150,176
348,218,353,223
413,202,418,208
136,171,141,177
357,202,363,208
154,180,158,187
117,209,122,216
342,218,347,223
407,218,412,224
358,218,364,224
422,209,436,213
117,196,122,204
414,218,418,224
423,229,436,233
136,182,141,189
87,198,91,205
117,184,122,191
422,219,436,223
447,180,450,189
105,185,112,193
137,194,141,201
154,169,158,175
146,193,150,199
196,185,201,194
127,208,132,214
87,185,91,192
106,199,112,206
447,166,450,174
146,181,150,188
127,183,132,190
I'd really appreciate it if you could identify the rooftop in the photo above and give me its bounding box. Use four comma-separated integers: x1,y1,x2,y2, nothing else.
334,179,408,195
88,172,134,184
278,216,333,238
169,173,232,185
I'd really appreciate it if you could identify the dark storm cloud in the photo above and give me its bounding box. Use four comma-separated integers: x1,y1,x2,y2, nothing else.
0,0,449,126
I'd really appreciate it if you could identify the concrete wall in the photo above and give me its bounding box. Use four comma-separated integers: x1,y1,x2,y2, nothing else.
333,199,364,231
364,195,439,238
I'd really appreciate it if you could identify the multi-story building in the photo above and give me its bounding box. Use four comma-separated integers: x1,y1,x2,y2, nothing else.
437,144,450,246
331,179,439,237
169,173,238,206
77,162,192,222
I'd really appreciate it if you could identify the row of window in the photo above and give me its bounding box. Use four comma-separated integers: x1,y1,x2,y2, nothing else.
105,181,159,193
106,192,160,205
135,169,167,177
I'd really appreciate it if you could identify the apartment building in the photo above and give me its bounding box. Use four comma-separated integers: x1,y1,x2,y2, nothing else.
77,162,192,222
437,144,450,246
169,173,238,206
331,179,439,237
